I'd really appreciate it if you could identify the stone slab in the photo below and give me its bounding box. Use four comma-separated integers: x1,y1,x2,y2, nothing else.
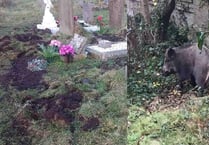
69,33,87,54
86,41,127,60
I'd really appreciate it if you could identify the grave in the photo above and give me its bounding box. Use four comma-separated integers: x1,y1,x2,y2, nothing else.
86,41,127,60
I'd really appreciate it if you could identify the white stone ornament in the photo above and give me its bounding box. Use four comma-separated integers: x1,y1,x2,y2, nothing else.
37,0,59,34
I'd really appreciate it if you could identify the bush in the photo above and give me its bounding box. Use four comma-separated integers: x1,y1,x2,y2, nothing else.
167,23,189,46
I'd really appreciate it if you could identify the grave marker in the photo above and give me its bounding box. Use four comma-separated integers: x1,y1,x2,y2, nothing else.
86,41,127,60
82,2,94,24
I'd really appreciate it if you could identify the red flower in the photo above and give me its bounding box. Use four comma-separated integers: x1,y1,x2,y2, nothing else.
97,16,103,22
74,16,78,21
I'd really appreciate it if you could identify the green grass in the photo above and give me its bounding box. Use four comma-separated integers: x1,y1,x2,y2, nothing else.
0,1,127,145
0,0,43,36
128,97,209,145
44,60,127,145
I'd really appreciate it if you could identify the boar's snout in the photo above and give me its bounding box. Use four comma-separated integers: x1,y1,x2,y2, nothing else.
162,70,170,76
162,65,175,76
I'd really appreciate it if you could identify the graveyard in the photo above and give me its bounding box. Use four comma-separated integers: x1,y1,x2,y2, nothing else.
127,0,209,145
0,0,127,145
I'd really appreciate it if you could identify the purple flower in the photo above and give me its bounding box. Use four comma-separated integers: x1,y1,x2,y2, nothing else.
59,44,75,56
49,40,62,47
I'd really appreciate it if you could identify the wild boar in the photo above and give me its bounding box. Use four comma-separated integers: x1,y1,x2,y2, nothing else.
162,43,209,93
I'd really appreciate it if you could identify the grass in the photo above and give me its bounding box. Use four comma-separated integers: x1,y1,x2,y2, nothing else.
0,1,127,145
40,59,127,145
128,97,209,145
0,0,43,36
46,58,127,144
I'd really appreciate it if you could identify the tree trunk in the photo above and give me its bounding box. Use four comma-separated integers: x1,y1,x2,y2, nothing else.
140,0,151,24
156,0,176,42
59,0,74,35
109,0,125,29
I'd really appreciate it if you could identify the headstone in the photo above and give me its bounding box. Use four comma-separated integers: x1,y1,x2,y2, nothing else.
86,41,127,60
37,0,59,34
82,2,94,24
69,34,87,54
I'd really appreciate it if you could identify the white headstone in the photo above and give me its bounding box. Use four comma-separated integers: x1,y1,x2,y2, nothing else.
37,0,59,34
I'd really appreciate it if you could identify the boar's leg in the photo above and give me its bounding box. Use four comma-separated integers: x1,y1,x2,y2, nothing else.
190,75,197,87
195,74,207,97
197,87,204,97
175,80,184,91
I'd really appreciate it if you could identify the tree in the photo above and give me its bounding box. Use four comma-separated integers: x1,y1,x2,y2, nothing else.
154,0,176,42
140,0,151,24
59,0,74,35
109,0,125,29
139,0,176,43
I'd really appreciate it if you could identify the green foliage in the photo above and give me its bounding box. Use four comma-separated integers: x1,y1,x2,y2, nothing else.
167,23,189,46
128,43,176,105
97,25,111,35
128,98,209,145
128,13,189,106
196,31,207,50
38,44,59,63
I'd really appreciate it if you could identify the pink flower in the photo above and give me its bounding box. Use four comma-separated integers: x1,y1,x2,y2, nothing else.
49,40,62,47
59,44,75,56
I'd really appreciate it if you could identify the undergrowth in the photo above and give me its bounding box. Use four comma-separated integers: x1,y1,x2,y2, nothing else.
128,97,209,145
127,12,209,145
127,42,176,106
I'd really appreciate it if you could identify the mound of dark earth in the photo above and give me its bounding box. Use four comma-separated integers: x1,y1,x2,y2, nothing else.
25,90,83,125
24,90,99,131
81,117,100,131
0,55,47,90
0,35,12,51
14,33,42,42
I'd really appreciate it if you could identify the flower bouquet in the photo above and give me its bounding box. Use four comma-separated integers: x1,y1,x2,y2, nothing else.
49,39,62,48
59,44,75,63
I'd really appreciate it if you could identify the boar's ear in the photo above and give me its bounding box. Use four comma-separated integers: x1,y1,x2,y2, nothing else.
167,48,176,58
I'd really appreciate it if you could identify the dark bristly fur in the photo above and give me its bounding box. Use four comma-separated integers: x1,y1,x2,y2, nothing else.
162,43,209,96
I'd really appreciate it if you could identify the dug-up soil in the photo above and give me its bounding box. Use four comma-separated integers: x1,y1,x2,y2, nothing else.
0,26,126,144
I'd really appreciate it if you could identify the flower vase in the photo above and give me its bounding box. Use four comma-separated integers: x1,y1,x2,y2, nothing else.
61,54,73,63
